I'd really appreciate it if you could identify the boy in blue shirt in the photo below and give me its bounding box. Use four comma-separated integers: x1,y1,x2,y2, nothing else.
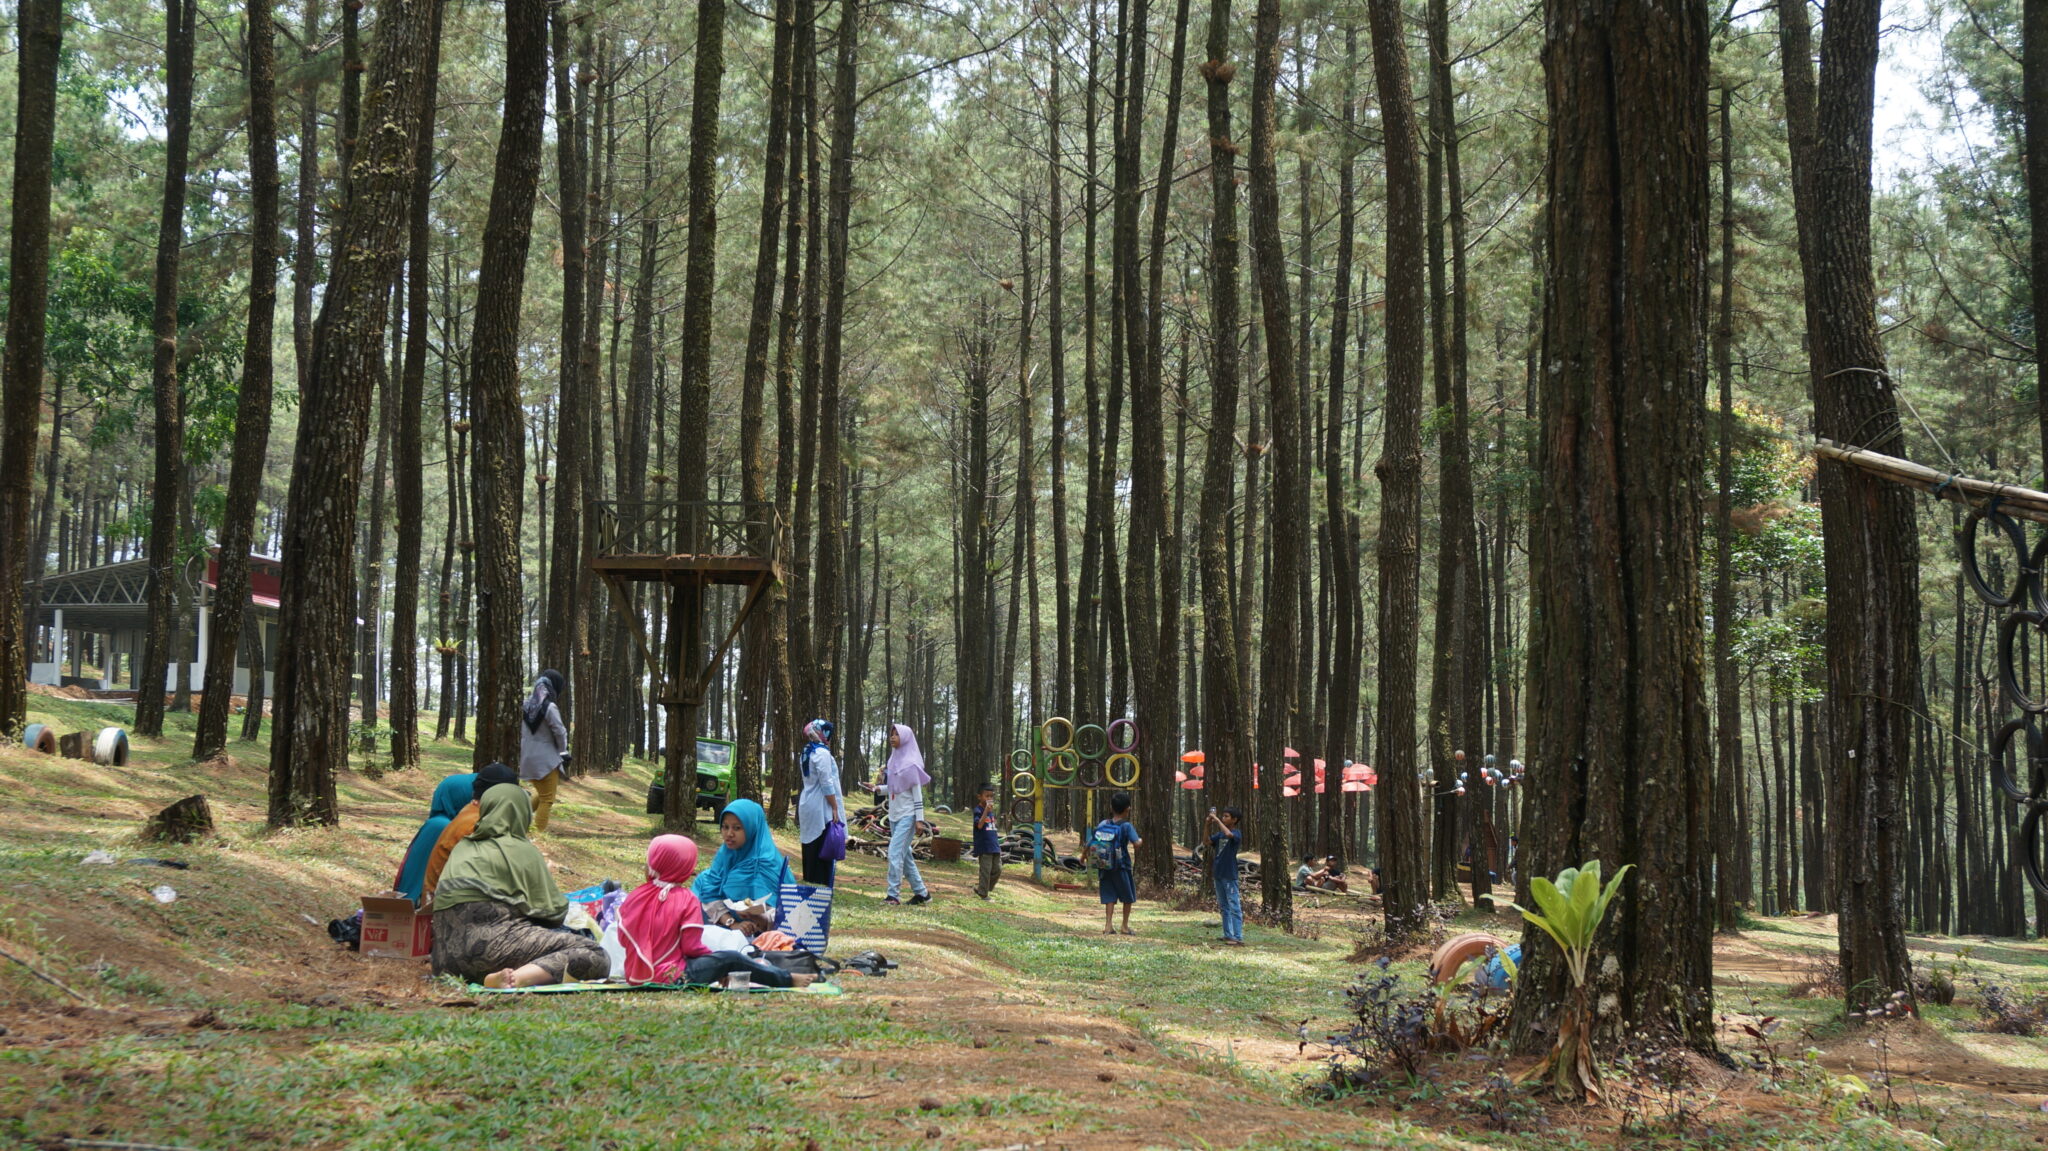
1086,791,1142,934
1206,806,1244,945
973,784,1003,898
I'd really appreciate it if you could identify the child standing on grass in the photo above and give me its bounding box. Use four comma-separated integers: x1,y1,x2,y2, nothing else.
1086,791,1142,935
973,784,1003,898
1206,806,1244,945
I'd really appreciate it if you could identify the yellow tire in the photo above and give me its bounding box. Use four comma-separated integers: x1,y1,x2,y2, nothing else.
1040,716,1075,753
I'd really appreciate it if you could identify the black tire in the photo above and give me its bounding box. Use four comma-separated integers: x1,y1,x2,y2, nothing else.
1989,716,2037,803
1961,504,2030,608
1997,611,2048,714
2021,803,2048,897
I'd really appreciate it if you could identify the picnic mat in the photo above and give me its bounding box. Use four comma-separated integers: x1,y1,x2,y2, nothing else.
467,979,844,996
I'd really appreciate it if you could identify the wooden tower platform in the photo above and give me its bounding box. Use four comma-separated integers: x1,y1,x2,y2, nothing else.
588,499,783,709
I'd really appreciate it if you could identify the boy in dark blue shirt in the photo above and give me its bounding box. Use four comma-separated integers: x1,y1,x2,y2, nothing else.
1086,791,1142,934
972,784,1003,898
1206,806,1244,945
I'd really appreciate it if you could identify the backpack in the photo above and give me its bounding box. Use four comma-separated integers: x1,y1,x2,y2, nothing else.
1089,821,1126,873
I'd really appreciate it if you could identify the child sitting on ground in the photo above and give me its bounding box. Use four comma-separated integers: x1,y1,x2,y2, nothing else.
973,784,1002,899
1085,791,1142,935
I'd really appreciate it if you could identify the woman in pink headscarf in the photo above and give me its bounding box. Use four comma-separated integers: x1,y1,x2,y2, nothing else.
866,723,933,906
617,834,813,988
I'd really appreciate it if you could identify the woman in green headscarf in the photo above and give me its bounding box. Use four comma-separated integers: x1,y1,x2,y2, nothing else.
430,787,608,988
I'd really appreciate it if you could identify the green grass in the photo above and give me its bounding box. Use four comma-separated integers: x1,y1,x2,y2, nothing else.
1,698,2044,1149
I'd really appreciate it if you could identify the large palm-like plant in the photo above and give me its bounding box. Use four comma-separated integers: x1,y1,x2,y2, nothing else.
1511,860,1632,1103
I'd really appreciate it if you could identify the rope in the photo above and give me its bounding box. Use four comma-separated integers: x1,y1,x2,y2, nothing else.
1897,385,1962,475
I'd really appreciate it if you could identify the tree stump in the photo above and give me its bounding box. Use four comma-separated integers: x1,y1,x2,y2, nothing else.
142,795,214,843
58,732,87,759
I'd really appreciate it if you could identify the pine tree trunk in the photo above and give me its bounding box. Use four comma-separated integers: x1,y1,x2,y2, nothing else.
1365,0,1429,940
812,0,860,731
268,0,441,825
1197,0,1248,831
358,330,393,753
0,0,63,739
769,0,814,826
466,0,550,770
1321,24,1361,871
1510,0,1714,1049
664,0,728,828
1248,0,1301,928
542,2,588,679
1807,0,1920,1016
292,0,323,383
1712,87,1743,928
137,0,198,737
1048,40,1073,724
386,0,443,772
196,0,284,761
737,0,797,803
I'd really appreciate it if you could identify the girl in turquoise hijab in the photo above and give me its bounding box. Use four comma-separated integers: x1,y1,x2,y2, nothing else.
692,798,795,912
394,773,476,903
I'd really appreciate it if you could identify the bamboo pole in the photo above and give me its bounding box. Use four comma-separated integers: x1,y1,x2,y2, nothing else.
1815,438,2048,524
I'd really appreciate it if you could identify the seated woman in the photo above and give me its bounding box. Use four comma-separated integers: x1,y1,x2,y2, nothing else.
618,834,813,989
430,787,607,988
691,798,796,934
393,773,475,904
421,762,520,899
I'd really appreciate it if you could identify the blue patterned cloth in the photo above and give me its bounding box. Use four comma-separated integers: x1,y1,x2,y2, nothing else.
775,882,835,954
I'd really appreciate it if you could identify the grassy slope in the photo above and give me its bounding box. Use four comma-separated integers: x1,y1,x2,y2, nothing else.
0,696,2040,1150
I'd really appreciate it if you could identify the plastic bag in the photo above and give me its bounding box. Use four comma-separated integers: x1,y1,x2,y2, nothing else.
599,922,626,979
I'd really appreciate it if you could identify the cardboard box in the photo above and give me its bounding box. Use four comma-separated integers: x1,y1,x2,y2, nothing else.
360,892,432,959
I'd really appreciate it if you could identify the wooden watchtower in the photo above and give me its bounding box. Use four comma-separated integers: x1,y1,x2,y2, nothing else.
589,499,783,826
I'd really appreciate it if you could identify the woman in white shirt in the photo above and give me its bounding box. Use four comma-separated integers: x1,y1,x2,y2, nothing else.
796,719,845,887
871,723,932,906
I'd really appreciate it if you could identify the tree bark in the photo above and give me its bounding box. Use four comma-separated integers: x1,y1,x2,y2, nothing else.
0,0,64,739
466,0,550,770
1712,85,1743,929
542,1,588,681
769,0,814,826
137,0,199,737
1365,0,1430,940
1510,0,1714,1049
1247,0,1301,927
1807,0,1920,1016
196,0,285,761
386,0,443,772
292,0,323,384
738,0,798,803
812,0,860,730
2032,0,2048,468
1048,38,1073,724
665,0,729,828
268,0,441,825
1321,24,1360,868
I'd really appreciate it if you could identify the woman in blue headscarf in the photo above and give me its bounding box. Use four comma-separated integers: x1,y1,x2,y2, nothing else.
393,773,476,904
692,798,795,931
